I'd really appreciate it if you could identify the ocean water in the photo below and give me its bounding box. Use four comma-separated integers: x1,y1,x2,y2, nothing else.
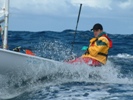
0,30,133,100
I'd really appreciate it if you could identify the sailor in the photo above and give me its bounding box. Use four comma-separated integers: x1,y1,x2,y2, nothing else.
69,23,112,66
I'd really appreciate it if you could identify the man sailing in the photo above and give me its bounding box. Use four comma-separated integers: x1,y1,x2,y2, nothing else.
69,23,112,66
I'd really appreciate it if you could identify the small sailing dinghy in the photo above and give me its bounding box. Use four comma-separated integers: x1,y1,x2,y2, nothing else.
0,0,62,75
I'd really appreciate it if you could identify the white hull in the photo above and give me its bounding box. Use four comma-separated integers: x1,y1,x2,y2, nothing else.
0,48,65,99
0,48,62,75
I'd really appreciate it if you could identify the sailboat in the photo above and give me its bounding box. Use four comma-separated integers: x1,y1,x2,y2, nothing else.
0,0,62,75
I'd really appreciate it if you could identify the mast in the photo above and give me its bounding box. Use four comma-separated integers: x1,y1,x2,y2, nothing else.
3,0,9,49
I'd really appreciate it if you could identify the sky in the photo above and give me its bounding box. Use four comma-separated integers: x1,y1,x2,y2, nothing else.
0,0,133,34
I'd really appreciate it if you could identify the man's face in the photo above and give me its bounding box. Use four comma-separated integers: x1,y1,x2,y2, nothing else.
93,29,102,37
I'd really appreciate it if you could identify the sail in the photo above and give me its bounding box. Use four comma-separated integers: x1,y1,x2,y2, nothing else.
0,0,5,18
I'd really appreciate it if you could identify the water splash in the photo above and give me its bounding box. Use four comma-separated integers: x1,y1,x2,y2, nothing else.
34,40,74,61
0,41,133,99
110,53,133,59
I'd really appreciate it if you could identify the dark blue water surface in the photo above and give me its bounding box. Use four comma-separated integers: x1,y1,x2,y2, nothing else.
0,30,133,100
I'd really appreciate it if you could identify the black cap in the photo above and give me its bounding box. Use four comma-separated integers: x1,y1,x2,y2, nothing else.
91,23,103,31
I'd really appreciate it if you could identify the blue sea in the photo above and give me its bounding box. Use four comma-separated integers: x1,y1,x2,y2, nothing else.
0,30,133,100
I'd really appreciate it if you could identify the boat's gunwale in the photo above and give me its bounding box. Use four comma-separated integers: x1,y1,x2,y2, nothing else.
0,48,60,63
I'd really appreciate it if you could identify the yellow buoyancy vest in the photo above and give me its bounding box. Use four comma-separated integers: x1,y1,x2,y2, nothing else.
82,32,111,64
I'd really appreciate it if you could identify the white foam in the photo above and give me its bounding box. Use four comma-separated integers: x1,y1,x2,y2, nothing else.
110,53,133,59
0,41,133,99
0,59,132,99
